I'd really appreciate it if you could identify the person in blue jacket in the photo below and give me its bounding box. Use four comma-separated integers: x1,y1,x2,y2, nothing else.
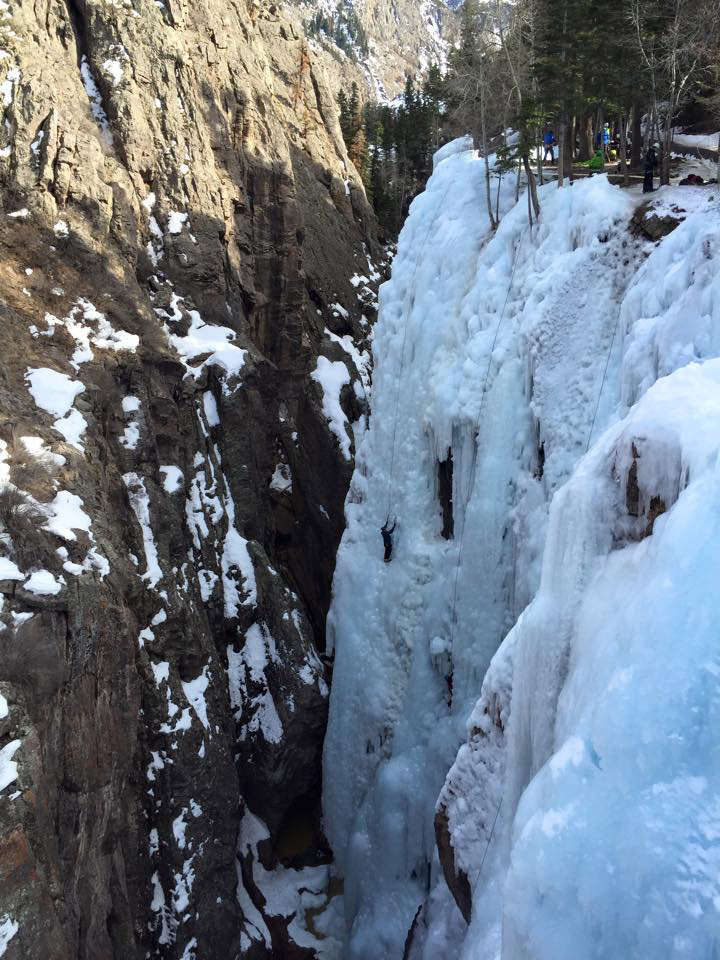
596,123,611,151
543,128,555,163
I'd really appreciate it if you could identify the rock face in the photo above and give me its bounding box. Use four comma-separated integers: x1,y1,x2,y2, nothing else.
0,0,382,957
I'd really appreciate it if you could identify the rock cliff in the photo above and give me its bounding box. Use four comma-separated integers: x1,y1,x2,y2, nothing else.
0,0,382,957
286,0,457,101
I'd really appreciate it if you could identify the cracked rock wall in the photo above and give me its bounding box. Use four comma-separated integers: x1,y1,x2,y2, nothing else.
0,0,382,957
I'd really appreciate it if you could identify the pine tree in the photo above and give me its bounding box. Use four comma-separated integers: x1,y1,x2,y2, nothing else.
348,82,361,139
337,89,352,145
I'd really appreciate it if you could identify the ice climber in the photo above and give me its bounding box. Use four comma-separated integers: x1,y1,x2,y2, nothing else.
381,518,396,563
643,145,658,193
445,672,453,707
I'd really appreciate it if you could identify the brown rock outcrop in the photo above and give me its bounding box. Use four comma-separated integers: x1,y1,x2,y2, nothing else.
434,807,472,924
0,0,383,956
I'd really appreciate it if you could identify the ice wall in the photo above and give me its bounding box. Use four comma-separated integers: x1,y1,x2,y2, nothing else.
502,361,720,960
440,189,720,959
322,138,642,959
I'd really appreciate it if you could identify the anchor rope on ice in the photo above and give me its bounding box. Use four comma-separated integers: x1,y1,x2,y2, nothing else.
451,241,615,906
467,235,524,498
447,235,524,646
385,166,470,523
585,297,624,454
472,796,503,895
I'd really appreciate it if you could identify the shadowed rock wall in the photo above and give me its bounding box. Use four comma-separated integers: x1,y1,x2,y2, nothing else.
0,0,381,956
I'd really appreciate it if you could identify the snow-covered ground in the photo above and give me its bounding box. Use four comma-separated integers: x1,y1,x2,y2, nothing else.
323,136,720,958
238,809,345,958
673,129,720,152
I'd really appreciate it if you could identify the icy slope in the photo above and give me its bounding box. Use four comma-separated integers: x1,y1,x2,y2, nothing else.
322,138,649,959
502,360,720,960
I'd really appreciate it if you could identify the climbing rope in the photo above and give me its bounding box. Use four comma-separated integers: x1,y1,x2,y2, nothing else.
385,187,450,520
385,157,474,522
436,236,522,910
468,236,523,495
472,797,503,895
585,298,624,454
450,249,620,909
446,234,524,645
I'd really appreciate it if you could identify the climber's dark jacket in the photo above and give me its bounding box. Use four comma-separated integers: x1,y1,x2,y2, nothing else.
381,519,396,562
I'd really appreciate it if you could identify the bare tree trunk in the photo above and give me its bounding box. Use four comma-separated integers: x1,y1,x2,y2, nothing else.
643,103,654,153
566,117,575,182
652,104,663,156
631,102,642,167
557,0,569,186
483,151,497,231
398,168,408,225
496,0,540,219
527,170,533,227
557,121,566,187
537,130,543,185
584,114,594,161
717,131,720,186
523,155,541,219
575,114,586,161
619,115,629,185
479,104,497,231
515,156,522,203
661,117,672,185
496,171,503,223
593,105,604,166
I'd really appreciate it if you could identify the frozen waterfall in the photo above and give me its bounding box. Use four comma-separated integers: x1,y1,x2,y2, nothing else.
323,137,720,960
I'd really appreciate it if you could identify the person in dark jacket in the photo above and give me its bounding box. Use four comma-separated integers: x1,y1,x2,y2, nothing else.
381,518,396,562
643,146,658,193
543,129,555,163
